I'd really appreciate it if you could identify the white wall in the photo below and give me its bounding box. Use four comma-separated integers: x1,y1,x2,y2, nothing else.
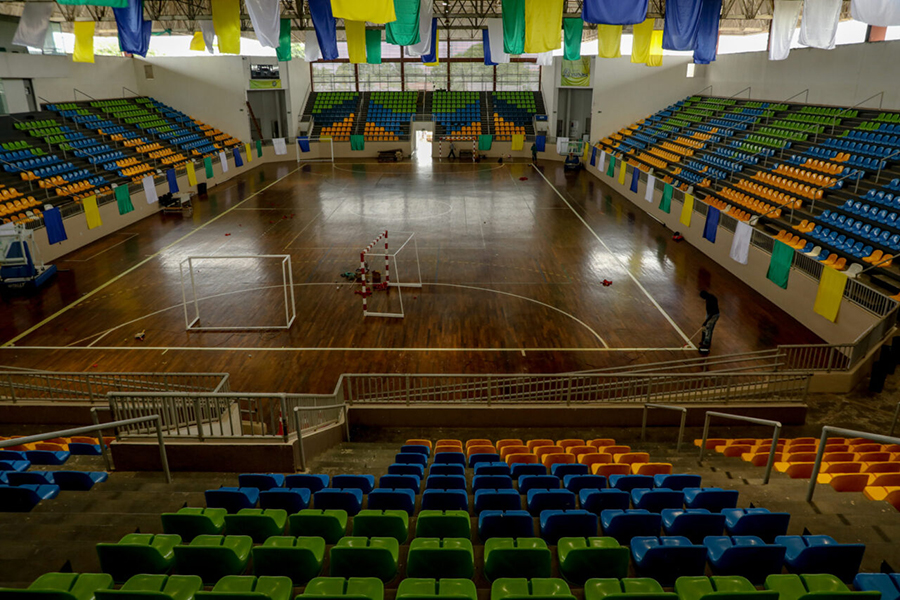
0,53,139,105
285,59,311,138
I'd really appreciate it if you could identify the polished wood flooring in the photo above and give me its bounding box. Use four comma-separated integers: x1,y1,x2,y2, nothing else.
0,158,822,392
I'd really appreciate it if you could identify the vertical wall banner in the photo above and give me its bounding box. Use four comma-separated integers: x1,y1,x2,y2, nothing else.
598,150,606,171
703,206,720,242
770,0,802,60
212,0,241,54
142,175,158,203
331,0,396,24
204,156,214,178
534,135,546,152
421,18,439,64
190,31,206,51
597,24,622,58
767,240,794,289
308,0,339,60
536,50,554,65
617,159,627,185
58,0,127,5
730,221,752,264
366,28,383,64
273,138,287,155
502,0,526,54
799,0,841,49
583,0,649,25
256,140,263,158
114,0,152,58
351,135,366,151
73,21,95,63
186,162,198,186
560,57,591,86
662,0,703,51
386,0,421,46
220,151,229,172
276,18,292,61
408,0,434,56
511,134,525,150
486,19,510,63
590,147,598,167
245,0,281,48
851,0,900,26
233,147,244,167
166,168,179,193
563,18,583,60
631,18,654,63
83,195,102,229
305,31,321,61
43,207,67,245
298,137,311,152
693,0,722,64
13,2,55,49
645,174,656,202
115,184,134,215
198,20,216,54
346,20,367,63
660,183,673,213
680,193,694,226
648,30,664,66
245,142,253,161
483,29,498,65
630,166,640,193
814,267,848,323
524,0,564,53
606,155,616,177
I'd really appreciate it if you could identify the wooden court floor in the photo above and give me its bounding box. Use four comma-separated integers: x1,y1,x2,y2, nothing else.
0,159,821,392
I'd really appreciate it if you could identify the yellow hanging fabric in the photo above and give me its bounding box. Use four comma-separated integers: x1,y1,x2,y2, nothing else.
648,30,664,67
631,18,654,64
186,162,198,186
346,20,367,64
212,0,241,54
73,21,95,63
245,143,253,162
813,267,848,322
190,31,205,51
331,0,396,24
424,28,440,66
511,134,525,151
524,0,563,54
83,195,102,229
583,142,591,162
617,159,627,185
680,194,694,227
597,25,622,58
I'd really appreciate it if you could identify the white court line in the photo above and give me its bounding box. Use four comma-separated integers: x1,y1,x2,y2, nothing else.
532,166,697,349
2,166,303,348
60,233,138,263
3,345,693,352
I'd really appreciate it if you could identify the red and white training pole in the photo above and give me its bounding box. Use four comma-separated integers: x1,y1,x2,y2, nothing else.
384,230,389,285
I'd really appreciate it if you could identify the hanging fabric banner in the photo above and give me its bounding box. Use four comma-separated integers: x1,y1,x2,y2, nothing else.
630,167,640,193
556,137,569,155
142,175,158,204
115,184,134,215
73,22,95,63
662,0,702,51
298,137,310,152
276,18,292,61
204,156,214,178
606,155,616,177
273,138,287,155
83,195,102,229
563,18,583,60
660,183,673,213
703,206,720,242
331,0,396,24
799,0,841,49
483,29,498,65
524,0,564,53
408,0,434,56
631,18,654,63
421,18,439,64
212,0,241,54
680,193,694,226
305,31,321,61
536,51,554,66
186,162,197,186
345,20,366,63
43,207,67,245
479,135,493,151
511,134,525,151
13,2,55,49
851,0,900,26
245,143,253,161
220,151,229,172
58,0,127,6
166,169,179,193
583,142,591,162
597,24,622,58
583,0,649,25
814,267,848,323
308,0,339,61
386,0,421,46
245,0,280,48
730,221,752,264
590,147,597,167
198,20,216,54
502,0,526,54
534,135,546,152
598,150,606,171
114,0,151,57
190,31,206,51
256,140,263,158
617,159,627,185
693,0,722,64
351,135,366,151
767,240,794,289
648,30,664,66
645,174,656,202
366,29,383,64
233,147,244,167
770,0,802,61
486,19,510,64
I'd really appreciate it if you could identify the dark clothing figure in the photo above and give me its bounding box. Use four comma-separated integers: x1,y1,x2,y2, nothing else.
531,143,538,163
699,290,720,349
448,142,457,159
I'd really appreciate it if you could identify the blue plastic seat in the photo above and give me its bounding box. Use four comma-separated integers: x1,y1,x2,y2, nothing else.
387,463,424,477
429,464,465,476
704,536,786,584
0,451,26,462
608,475,654,491
433,452,465,466
527,489,576,516
0,460,30,472
661,508,725,543
479,510,534,540
68,443,103,456
367,489,415,515
580,489,630,514
259,488,311,513
395,452,428,466
0,483,59,511
775,535,865,583
474,489,521,513
379,475,420,492
238,474,285,491
631,536,707,585
7,471,54,486
631,488,685,512
474,475,514,491
205,487,260,513
426,475,467,491
653,474,701,490
284,474,329,492
333,475,375,494
475,462,511,476
421,489,468,511
314,489,364,515
469,453,501,468
539,510,598,544
722,508,790,542
400,444,430,456
599,509,661,544
25,450,70,465
52,471,108,491
519,475,560,494
683,487,739,511
854,573,900,600
511,464,547,477
550,464,588,478
564,475,606,493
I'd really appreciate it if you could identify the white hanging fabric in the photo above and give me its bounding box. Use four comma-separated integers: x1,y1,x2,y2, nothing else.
645,174,656,203
407,0,433,56
487,19,510,64
142,175,158,205
851,0,900,26
13,2,55,49
769,0,803,61
199,20,216,54
799,0,842,50
305,31,322,61
730,221,753,265
273,138,287,155
245,0,281,48
536,50,554,66
219,151,229,173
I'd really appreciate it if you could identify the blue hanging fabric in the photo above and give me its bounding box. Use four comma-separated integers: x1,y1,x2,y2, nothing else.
483,29,497,65
308,0,339,60
693,0,722,64
166,168,179,193
43,207,67,245
630,166,640,193
421,18,438,63
535,135,546,152
582,0,648,25
663,0,703,50
298,137,311,152
233,147,244,167
590,147,597,167
704,206,720,242
113,0,151,57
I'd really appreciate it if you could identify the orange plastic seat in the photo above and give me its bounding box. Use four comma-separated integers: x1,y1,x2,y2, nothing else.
567,446,597,459
557,439,586,451
542,453,576,467
534,446,566,461
775,463,815,479
868,473,900,486
723,445,753,458
632,463,673,476
785,452,818,464
821,473,869,492
506,453,538,466
820,462,862,474
34,442,67,451
823,444,850,453
526,439,554,451
787,438,817,446
616,452,650,465
499,445,530,460
592,463,631,477
406,439,432,450
603,445,631,458
466,439,492,449
747,453,783,467
436,439,462,449
466,445,496,458
822,452,855,463
856,452,891,462
787,445,817,454
497,439,523,451
435,445,461,454
863,485,900,506
579,453,613,467
695,438,728,450
588,439,617,449
863,462,900,474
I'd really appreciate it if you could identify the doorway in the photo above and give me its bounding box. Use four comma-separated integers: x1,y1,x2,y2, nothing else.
2,79,36,114
247,90,288,141
556,88,592,141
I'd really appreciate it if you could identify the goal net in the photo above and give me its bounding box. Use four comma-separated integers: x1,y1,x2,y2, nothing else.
358,230,422,319
296,136,335,164
179,255,297,331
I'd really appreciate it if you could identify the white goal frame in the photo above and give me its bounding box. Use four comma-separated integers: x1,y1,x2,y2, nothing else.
359,230,422,319
179,254,297,331
296,136,335,164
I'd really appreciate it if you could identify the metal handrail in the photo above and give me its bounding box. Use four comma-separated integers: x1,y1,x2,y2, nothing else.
0,413,172,483
641,403,687,452
573,349,784,375
806,426,900,502
122,87,140,98
890,402,900,437
90,406,112,471
73,88,97,102
729,87,752,99
698,411,782,484
293,404,349,470
695,86,713,97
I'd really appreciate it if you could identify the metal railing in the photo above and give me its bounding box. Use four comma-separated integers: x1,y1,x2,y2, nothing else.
806,426,900,502
0,414,172,483
698,411,782,484
891,402,900,437
640,403,687,451
574,349,785,375
0,371,230,404
294,404,350,470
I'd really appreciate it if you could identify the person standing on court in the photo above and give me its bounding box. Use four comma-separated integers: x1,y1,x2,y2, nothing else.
531,142,538,163
699,290,719,353
448,141,457,160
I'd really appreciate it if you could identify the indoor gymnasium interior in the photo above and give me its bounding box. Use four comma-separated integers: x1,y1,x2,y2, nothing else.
2,1,900,599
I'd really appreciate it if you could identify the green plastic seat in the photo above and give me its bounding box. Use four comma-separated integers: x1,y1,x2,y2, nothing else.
0,573,114,600
195,576,292,600
484,538,552,581
491,579,576,600
414,510,471,539
95,575,202,600
584,579,678,600
173,535,253,584
161,508,227,541
251,536,325,584
299,578,383,600
407,539,474,579
397,579,477,600
557,537,629,585
352,510,409,543
224,509,287,542
329,537,399,582
675,577,778,600
290,509,348,544
97,534,182,582
764,575,879,600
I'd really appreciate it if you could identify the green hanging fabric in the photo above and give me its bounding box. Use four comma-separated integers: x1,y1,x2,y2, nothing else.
606,155,616,177
563,18,583,61
478,135,493,151
204,156,214,178
365,29,382,64
659,183,673,213
115,185,133,215
276,18,292,61
501,0,525,54
256,139,263,158
351,135,366,151
386,0,421,46
767,240,794,289
57,0,127,6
